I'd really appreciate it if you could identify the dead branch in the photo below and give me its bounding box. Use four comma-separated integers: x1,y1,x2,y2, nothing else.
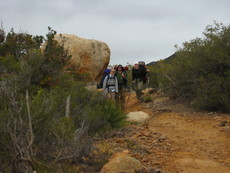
161,71,176,87
26,90,34,149
65,95,71,118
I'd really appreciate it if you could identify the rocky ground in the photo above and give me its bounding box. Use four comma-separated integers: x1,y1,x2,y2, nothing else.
97,92,230,173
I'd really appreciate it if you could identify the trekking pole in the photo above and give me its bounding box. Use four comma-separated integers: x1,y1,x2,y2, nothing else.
125,92,131,107
147,71,150,88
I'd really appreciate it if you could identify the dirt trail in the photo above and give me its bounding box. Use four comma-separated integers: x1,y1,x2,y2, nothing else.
123,93,230,173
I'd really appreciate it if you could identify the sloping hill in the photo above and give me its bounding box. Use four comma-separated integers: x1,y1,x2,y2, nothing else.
146,53,176,66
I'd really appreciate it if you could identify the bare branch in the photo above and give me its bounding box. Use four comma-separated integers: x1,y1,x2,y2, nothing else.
51,148,64,165
0,21,4,30
158,63,176,87
26,90,34,149
65,95,71,118
161,71,176,87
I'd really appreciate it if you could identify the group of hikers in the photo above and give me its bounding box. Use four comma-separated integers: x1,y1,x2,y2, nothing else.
98,61,149,109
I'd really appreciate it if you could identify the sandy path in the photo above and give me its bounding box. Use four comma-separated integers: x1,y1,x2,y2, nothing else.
124,93,230,173
149,113,230,173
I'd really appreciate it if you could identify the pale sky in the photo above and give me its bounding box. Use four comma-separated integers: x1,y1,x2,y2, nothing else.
0,0,229,65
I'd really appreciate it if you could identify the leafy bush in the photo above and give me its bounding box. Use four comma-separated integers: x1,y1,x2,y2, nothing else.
153,22,230,112
0,81,126,171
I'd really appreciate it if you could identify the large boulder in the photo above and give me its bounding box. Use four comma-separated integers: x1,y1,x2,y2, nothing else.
42,34,110,82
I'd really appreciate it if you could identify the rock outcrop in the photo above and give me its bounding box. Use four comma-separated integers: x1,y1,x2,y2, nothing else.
42,34,110,82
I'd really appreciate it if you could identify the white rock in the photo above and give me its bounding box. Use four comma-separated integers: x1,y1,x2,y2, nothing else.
126,111,149,123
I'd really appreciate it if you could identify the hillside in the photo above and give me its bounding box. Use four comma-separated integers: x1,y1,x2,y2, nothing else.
101,92,230,173
146,53,176,66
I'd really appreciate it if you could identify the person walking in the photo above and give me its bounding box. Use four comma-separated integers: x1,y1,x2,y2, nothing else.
103,69,118,100
132,62,146,102
115,64,127,109
138,61,149,89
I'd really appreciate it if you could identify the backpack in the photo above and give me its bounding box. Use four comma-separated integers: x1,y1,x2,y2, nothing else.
105,75,117,92
106,75,116,87
138,61,148,84
97,69,111,89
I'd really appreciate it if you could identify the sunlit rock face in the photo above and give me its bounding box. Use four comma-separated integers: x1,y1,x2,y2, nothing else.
42,34,110,82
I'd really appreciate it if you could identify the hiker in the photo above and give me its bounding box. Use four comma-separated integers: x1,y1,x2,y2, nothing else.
103,69,118,100
138,61,149,89
115,64,127,109
132,62,146,102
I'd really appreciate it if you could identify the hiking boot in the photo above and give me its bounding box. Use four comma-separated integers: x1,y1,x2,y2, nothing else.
139,98,144,103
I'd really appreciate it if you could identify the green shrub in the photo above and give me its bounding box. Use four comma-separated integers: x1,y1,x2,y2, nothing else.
154,22,230,112
146,65,159,88
142,95,152,102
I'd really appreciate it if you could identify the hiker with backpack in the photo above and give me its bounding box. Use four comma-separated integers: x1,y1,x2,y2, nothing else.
138,61,149,89
115,64,127,109
132,62,146,102
103,69,118,100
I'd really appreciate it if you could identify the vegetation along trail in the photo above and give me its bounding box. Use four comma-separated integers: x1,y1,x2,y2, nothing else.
124,93,230,173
